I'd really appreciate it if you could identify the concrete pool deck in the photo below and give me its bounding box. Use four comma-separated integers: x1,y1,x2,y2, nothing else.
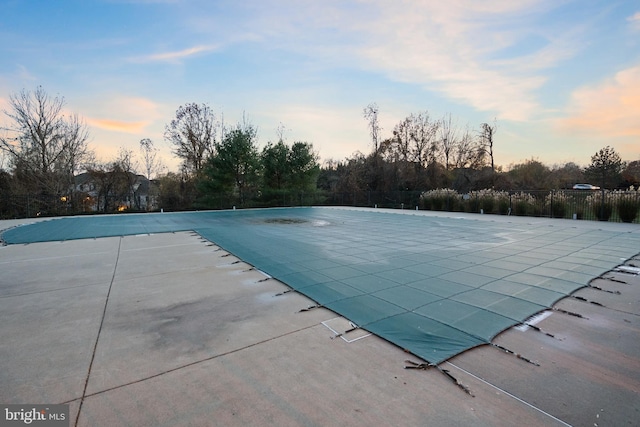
1,208,639,426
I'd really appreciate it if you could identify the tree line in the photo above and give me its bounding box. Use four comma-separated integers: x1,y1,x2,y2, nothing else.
1,87,638,216
0,88,321,214
317,103,637,197
158,104,320,210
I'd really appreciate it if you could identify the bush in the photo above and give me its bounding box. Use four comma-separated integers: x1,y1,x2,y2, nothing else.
431,197,443,210
550,202,566,218
498,198,510,215
420,189,461,212
421,197,432,210
617,197,639,223
592,202,613,221
514,201,528,215
448,196,462,212
545,192,568,218
481,197,495,214
418,188,638,223
512,192,535,216
466,189,509,214
467,196,480,213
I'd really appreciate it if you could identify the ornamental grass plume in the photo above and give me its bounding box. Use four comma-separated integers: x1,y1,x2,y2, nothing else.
420,188,461,211
511,192,536,216
467,189,510,214
544,191,570,218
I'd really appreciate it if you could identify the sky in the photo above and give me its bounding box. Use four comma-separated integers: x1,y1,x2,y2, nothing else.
1,0,639,174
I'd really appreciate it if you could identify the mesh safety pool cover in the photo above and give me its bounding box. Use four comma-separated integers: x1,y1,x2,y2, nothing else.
3,207,638,364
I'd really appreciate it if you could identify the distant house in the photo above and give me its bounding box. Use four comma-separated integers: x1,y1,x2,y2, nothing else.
74,172,97,194
74,172,158,212
131,176,159,211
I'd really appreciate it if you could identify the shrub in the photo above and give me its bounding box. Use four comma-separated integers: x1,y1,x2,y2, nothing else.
545,191,569,219
511,192,535,216
551,202,566,218
420,189,461,212
616,194,639,223
432,197,443,210
421,197,432,210
514,201,528,216
481,197,495,214
586,191,613,221
448,195,462,212
498,198,510,215
467,195,480,213
592,202,613,221
467,189,509,214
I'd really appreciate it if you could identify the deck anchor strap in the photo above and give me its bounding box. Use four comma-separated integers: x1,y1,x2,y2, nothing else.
491,343,540,366
523,323,555,338
553,307,587,319
404,360,474,397
298,304,321,313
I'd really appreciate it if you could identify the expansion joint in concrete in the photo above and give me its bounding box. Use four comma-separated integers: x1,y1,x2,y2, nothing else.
74,237,122,427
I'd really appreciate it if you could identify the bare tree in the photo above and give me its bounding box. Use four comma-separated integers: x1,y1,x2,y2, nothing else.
479,121,497,173
116,147,139,209
363,103,381,154
391,117,411,163
452,126,486,170
275,122,290,143
139,138,163,180
164,103,217,174
386,117,412,190
438,114,458,170
86,162,116,213
85,148,139,212
86,158,131,213
0,86,91,195
0,141,7,171
408,111,439,168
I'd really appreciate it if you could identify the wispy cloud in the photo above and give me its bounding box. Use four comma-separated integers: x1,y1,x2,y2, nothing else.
131,44,219,63
84,96,165,135
349,1,579,121
86,118,148,133
205,1,578,121
16,64,37,81
629,11,640,30
556,64,640,138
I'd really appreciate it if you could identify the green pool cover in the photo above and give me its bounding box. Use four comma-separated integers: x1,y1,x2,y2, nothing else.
2,207,638,364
